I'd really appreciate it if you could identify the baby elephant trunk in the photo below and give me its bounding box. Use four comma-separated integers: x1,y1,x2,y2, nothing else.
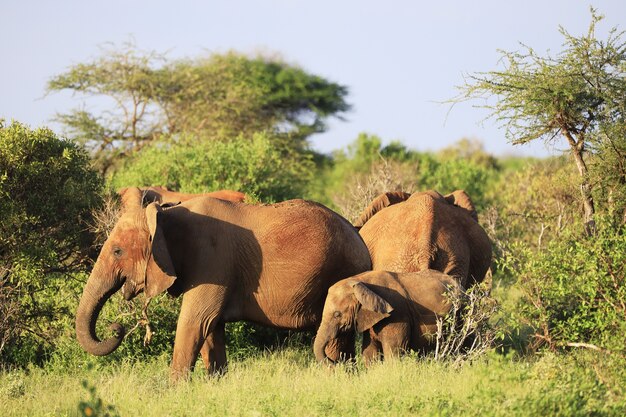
313,324,337,364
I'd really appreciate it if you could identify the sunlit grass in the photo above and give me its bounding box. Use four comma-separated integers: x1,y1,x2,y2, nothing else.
1,349,624,416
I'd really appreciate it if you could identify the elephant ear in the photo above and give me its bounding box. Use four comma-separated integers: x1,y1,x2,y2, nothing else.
444,190,478,221
352,282,394,333
141,188,164,206
118,187,143,212
145,202,177,298
353,191,411,228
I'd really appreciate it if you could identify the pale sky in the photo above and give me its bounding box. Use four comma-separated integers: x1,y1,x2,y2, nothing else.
1,1,624,157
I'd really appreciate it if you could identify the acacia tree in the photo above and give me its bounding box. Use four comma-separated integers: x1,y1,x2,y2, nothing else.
456,9,626,233
47,44,350,174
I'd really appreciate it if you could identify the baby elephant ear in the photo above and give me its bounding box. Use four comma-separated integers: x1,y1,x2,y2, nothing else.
352,282,394,333
145,203,177,298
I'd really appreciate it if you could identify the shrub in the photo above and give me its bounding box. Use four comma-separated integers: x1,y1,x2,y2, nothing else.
434,282,500,363
506,219,626,354
324,135,499,220
110,132,314,202
0,121,103,367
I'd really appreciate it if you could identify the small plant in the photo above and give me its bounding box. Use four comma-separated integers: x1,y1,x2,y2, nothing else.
434,282,500,363
0,371,26,398
78,377,120,417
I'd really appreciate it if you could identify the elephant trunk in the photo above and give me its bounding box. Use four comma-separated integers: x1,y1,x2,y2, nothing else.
313,325,336,364
75,267,125,356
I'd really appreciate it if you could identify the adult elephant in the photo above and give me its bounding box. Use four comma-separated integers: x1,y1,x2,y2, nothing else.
118,185,246,207
354,190,491,288
75,187,371,380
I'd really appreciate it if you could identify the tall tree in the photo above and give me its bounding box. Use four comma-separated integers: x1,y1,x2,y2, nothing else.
455,9,626,233
47,44,350,174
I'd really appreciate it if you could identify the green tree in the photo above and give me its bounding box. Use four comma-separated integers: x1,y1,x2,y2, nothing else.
47,43,350,173
0,121,102,366
456,9,626,233
437,138,499,170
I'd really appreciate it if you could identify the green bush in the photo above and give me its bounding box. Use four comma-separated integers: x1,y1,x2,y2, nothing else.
0,121,103,367
417,154,496,210
110,132,315,202
317,134,499,215
504,219,626,353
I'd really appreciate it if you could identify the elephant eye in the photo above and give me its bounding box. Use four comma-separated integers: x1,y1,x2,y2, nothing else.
333,311,342,319
113,247,124,258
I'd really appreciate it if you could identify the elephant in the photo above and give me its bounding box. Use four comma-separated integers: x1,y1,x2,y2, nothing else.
118,185,246,208
75,187,372,380
314,269,460,365
354,190,491,289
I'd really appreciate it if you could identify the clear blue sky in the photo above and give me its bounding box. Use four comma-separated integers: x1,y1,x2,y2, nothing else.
1,1,624,157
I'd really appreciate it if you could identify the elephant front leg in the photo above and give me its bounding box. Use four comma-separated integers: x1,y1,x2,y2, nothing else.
361,330,382,367
170,317,205,382
199,321,227,376
380,322,410,361
170,285,228,381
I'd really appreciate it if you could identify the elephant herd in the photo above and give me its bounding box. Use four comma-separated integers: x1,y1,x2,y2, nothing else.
75,186,491,380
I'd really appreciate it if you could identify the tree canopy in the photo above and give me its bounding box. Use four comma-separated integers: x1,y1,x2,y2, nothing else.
47,44,350,173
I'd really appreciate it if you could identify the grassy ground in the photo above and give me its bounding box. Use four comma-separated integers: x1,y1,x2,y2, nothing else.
1,349,624,417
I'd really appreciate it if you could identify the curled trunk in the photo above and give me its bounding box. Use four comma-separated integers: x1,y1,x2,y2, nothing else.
313,326,336,364
75,270,125,356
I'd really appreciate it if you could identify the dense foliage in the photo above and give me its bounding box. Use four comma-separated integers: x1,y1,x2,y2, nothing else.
0,121,102,366
509,222,626,352
110,131,315,202
312,134,498,221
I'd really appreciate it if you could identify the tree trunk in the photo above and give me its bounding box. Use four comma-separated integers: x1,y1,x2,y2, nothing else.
563,129,596,235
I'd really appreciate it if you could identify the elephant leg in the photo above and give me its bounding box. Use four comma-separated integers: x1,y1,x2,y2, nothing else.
170,291,225,382
170,317,205,382
325,332,355,362
381,323,410,361
199,321,227,376
361,331,382,367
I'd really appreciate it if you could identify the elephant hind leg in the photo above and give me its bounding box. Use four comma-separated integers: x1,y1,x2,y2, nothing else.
200,321,227,376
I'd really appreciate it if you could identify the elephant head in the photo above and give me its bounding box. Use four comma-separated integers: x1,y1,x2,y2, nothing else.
314,279,393,363
75,187,177,356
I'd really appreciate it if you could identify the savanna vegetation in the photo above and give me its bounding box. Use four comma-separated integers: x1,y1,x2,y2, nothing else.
1,9,625,416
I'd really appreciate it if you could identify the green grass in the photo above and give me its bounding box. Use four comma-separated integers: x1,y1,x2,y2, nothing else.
1,349,624,417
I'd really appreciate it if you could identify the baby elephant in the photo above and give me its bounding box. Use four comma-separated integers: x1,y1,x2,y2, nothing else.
314,270,460,365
